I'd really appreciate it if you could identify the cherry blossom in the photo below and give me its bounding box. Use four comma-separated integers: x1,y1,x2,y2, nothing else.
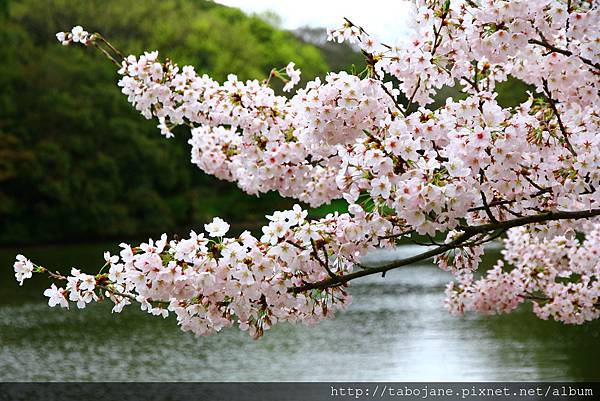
15,0,600,337
14,255,34,286
43,284,69,309
204,217,231,238
283,62,301,92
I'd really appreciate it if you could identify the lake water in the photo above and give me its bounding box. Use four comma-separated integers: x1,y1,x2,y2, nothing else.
0,242,598,381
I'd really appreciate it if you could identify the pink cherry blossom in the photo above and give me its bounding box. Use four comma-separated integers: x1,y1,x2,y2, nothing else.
13,255,34,286
204,217,230,238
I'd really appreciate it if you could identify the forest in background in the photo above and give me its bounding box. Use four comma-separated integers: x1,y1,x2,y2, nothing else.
0,0,527,245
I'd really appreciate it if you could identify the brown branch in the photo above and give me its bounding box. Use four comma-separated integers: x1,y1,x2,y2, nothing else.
38,267,137,302
320,244,339,281
521,293,600,309
405,5,449,113
343,17,393,49
95,284,137,303
379,228,415,240
92,42,121,67
566,0,572,45
285,239,306,251
479,192,498,223
405,77,422,113
467,188,552,213
360,49,406,115
310,238,341,282
520,170,547,192
528,38,600,71
458,208,600,235
479,169,498,223
95,33,124,60
379,79,406,115
499,204,524,218
290,208,600,293
464,227,508,247
42,268,67,281
461,74,478,92
542,79,577,157
292,229,476,293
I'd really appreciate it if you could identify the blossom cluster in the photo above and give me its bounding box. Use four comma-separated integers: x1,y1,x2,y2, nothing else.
18,205,395,338
19,0,600,334
291,72,398,145
445,222,600,324
55,25,92,46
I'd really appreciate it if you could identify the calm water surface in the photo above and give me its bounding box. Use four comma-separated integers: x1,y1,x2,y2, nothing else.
0,243,598,381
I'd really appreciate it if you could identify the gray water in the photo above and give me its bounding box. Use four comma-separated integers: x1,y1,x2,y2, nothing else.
0,243,598,381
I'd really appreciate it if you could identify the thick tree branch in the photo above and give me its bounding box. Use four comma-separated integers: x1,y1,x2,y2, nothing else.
290,208,600,293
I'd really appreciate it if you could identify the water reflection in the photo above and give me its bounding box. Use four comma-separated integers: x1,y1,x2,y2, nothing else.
0,243,598,381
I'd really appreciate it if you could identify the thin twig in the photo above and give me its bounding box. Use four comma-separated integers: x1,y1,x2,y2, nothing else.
542,79,576,157
467,188,552,213
285,239,306,251
310,238,341,282
479,169,498,223
92,43,121,67
528,38,600,71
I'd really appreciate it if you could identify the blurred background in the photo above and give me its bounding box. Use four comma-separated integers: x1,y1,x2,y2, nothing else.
0,0,598,381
